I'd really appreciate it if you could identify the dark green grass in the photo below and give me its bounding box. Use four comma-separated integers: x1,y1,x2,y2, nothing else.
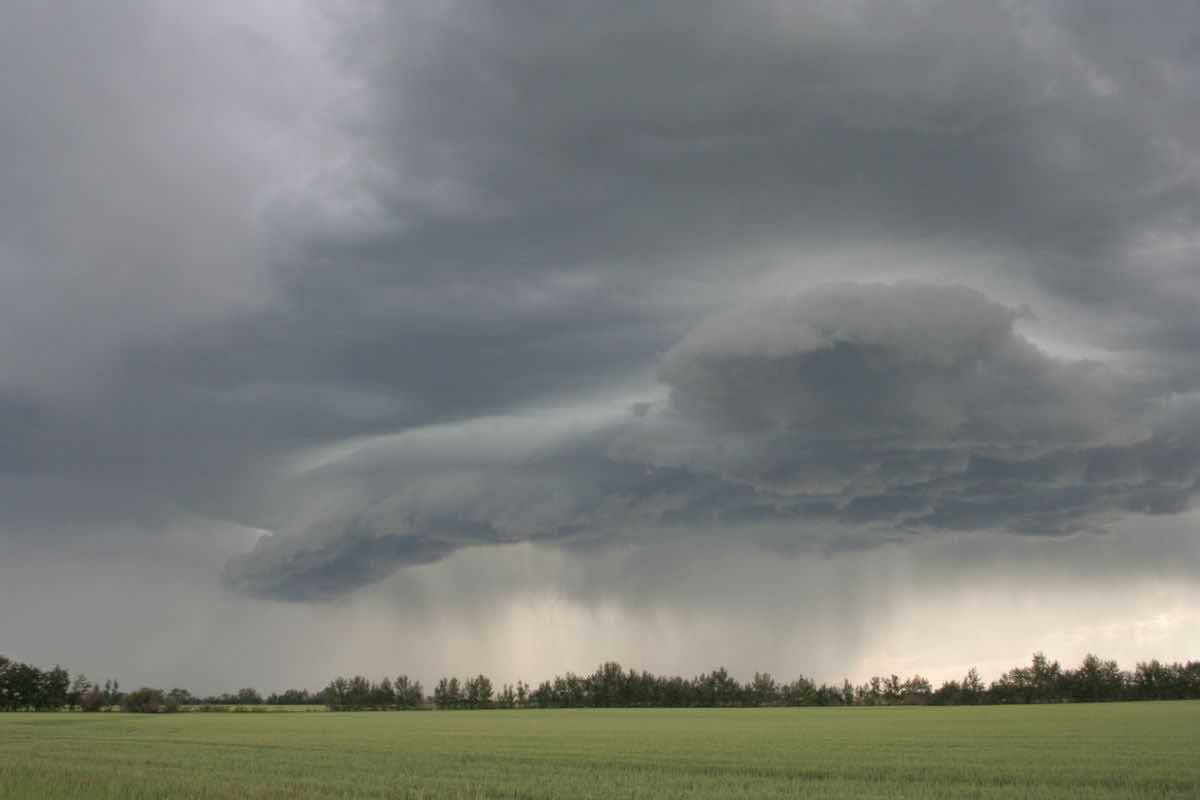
2,702,1198,798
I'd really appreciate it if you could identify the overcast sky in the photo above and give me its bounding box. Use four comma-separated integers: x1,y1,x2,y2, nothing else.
2,0,1199,694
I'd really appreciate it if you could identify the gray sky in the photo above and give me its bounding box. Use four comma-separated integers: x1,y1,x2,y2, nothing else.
1,0,1198,694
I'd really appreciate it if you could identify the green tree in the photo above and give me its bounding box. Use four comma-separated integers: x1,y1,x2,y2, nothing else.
1068,654,1124,702
394,675,423,707
372,676,396,707
5,663,43,710
67,673,92,709
168,687,195,706
465,675,494,709
324,676,350,707
346,676,372,708
1133,660,1171,700
962,668,984,704
749,672,779,706
588,662,622,707
122,687,166,713
783,675,817,706
235,687,263,705
433,677,462,709
1030,652,1063,702
39,666,70,710
902,675,932,705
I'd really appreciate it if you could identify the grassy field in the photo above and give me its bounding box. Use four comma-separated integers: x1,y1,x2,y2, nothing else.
2,703,1198,799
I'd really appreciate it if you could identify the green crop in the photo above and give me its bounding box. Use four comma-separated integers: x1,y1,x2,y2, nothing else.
2,702,1198,798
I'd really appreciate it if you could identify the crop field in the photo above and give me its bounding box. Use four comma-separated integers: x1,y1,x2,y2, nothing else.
2,702,1198,799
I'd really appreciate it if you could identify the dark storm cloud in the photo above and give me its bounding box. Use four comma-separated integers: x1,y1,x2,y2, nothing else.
224,281,1200,598
2,2,1199,602
658,283,1123,443
329,1,1198,312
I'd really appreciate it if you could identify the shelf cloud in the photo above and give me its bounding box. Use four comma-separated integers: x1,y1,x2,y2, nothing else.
224,281,1198,599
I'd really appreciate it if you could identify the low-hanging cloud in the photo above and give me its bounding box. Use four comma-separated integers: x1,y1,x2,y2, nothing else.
659,282,1126,444
224,282,1199,599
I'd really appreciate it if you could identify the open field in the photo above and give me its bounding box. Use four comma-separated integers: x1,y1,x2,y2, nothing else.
2,702,1198,799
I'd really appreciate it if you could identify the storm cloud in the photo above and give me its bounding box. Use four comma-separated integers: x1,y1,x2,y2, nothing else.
225,281,1198,599
2,1,1199,687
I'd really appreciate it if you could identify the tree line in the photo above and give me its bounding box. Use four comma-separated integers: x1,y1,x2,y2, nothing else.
4,651,1200,712
0,655,321,712
401,654,1200,710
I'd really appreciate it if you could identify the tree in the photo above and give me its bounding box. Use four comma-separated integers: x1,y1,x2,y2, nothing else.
1133,660,1171,700
394,675,423,708
465,675,494,709
783,676,817,706
67,673,92,709
323,677,350,707
0,656,16,710
123,687,166,713
372,677,396,708
554,673,587,707
168,687,196,706
749,672,780,706
590,662,626,707
6,649,1200,715
433,677,462,709
530,680,554,708
346,676,372,708
883,675,904,705
1030,652,1063,702
863,676,883,706
1067,654,1124,702
697,668,740,706
991,663,1034,704
267,688,318,705
934,679,961,705
902,675,932,705
39,666,70,710
962,668,984,704
235,687,263,705
4,663,43,710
